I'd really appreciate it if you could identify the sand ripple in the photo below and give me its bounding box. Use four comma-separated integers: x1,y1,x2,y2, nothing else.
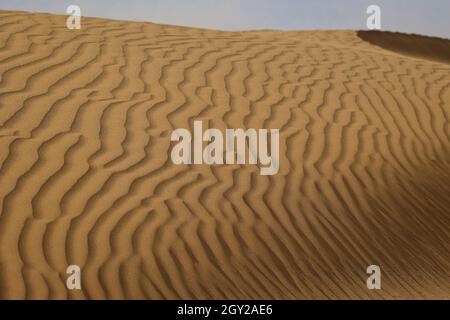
0,11,449,299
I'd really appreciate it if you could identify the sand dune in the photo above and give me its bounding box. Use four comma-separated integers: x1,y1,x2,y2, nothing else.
358,30,450,64
0,10,449,299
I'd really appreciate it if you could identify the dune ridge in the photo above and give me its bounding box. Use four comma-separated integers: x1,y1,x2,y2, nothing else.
358,30,450,64
0,10,449,299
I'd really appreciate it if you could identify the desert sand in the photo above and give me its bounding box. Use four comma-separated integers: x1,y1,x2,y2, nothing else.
0,10,449,299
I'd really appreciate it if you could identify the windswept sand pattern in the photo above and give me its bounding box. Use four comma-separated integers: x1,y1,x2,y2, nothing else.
0,11,449,299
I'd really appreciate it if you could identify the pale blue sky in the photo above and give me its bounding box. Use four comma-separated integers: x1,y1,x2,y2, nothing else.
0,0,449,38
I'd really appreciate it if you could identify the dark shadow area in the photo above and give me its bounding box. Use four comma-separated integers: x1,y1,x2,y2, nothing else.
357,30,450,64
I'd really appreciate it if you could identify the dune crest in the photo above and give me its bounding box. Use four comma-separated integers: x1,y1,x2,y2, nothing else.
358,30,450,64
0,10,449,299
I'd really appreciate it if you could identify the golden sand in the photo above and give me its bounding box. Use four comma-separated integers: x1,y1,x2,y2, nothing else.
0,10,449,299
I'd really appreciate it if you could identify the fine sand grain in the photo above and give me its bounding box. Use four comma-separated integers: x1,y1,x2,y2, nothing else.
0,10,449,299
